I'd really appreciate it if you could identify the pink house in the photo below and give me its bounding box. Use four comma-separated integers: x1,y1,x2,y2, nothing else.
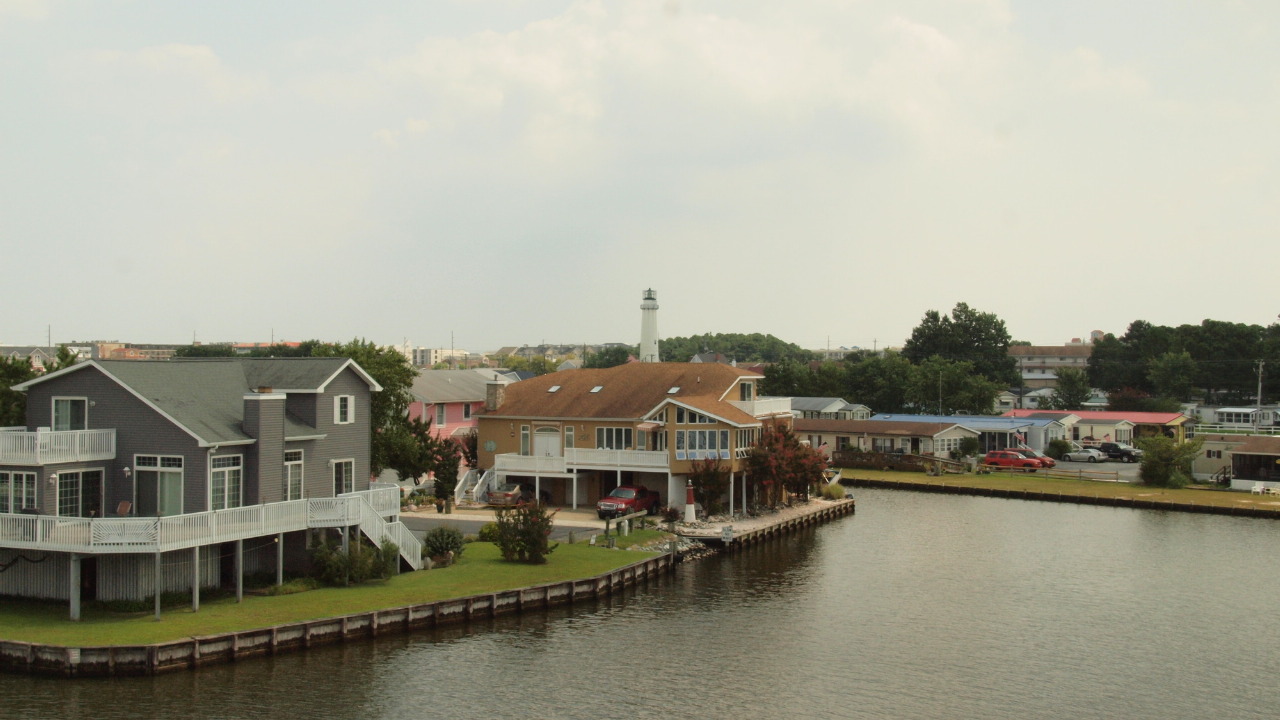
408,369,514,446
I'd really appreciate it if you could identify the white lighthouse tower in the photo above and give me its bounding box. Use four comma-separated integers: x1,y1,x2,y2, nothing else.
639,288,660,362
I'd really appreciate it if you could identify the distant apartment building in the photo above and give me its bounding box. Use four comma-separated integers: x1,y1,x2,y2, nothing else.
1008,341,1094,389
411,347,473,368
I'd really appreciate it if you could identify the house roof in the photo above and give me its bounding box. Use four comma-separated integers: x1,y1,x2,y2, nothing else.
871,413,1046,431
13,358,379,446
791,397,851,413
487,362,764,423
410,369,494,404
794,418,971,437
1229,436,1280,456
1003,409,1188,425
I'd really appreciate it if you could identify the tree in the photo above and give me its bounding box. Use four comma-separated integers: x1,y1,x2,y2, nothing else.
843,351,914,413
495,354,558,376
904,356,1001,416
1136,436,1203,488
47,345,79,373
658,333,816,364
902,303,1017,385
688,457,731,516
745,426,828,507
1047,367,1093,410
1147,351,1197,401
761,357,809,397
584,346,633,368
0,356,36,426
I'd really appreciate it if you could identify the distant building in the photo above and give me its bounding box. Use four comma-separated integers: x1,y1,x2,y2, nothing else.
1008,342,1093,389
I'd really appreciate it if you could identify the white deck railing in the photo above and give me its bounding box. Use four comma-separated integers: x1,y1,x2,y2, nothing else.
494,448,671,475
730,397,792,418
0,428,116,465
0,488,409,556
1190,423,1280,437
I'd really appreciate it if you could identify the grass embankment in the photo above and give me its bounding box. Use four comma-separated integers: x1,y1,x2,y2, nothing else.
838,467,1279,511
0,541,660,648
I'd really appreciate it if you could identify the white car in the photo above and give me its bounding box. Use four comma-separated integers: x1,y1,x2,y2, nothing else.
1062,448,1107,463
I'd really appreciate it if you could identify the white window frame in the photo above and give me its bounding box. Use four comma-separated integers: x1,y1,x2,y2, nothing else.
56,468,102,518
0,471,37,513
136,454,185,516
333,395,355,425
52,396,88,431
333,458,354,495
435,404,446,427
284,449,304,501
210,455,243,511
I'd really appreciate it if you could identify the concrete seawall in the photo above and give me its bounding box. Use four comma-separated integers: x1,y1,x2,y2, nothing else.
0,553,672,678
678,498,857,550
844,478,1280,518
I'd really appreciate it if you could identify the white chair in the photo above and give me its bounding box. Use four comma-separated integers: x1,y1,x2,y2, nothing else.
1250,483,1265,495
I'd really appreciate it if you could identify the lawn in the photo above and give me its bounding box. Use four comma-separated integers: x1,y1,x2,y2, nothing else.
0,542,660,648
837,467,1280,512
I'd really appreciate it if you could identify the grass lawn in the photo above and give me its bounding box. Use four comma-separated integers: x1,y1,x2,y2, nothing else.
838,467,1280,511
0,542,660,648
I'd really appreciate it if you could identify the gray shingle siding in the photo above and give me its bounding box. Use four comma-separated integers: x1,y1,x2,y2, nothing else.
314,370,373,496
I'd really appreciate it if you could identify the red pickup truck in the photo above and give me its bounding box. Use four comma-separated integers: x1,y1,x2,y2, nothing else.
596,486,661,519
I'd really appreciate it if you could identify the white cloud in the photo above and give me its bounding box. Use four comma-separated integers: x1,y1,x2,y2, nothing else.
0,0,49,22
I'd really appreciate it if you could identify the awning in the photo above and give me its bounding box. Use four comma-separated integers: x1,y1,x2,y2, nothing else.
636,421,661,431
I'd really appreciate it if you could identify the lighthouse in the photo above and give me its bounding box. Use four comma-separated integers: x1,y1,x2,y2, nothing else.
639,289,660,362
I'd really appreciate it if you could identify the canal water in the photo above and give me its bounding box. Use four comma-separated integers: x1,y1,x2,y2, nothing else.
6,488,1280,719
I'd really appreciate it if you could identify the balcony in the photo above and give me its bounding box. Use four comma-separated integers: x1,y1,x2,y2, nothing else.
0,487,401,555
495,447,671,475
731,397,792,418
0,428,117,466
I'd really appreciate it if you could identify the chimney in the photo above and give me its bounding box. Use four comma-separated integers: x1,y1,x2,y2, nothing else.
485,381,506,412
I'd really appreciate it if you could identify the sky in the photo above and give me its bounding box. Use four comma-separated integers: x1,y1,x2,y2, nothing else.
3,0,1278,355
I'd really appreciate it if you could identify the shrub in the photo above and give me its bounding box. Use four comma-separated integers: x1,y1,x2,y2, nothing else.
957,437,980,458
493,502,558,564
1045,439,1073,460
422,526,466,561
819,481,847,500
660,506,682,523
477,521,500,543
310,538,399,586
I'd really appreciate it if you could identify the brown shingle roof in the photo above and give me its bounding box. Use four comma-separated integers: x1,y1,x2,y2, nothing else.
489,362,762,421
1008,345,1093,358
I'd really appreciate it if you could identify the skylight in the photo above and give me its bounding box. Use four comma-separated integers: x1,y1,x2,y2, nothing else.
547,385,560,393
590,386,603,393
667,387,680,394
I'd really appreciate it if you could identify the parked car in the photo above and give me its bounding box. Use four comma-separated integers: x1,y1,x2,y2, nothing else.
596,486,661,519
1062,447,1107,463
486,483,525,506
1011,448,1056,468
983,450,1042,471
1096,442,1144,463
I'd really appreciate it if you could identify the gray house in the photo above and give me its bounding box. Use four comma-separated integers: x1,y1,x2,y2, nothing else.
0,357,421,619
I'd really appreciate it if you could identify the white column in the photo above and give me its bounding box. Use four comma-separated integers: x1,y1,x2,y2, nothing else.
191,547,200,612
729,471,735,516
154,552,163,620
235,539,244,603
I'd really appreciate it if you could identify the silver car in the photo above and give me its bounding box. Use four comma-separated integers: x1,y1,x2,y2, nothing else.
1062,448,1107,463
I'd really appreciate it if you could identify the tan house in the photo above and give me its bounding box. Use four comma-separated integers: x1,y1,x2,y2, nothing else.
474,362,793,514
793,419,978,458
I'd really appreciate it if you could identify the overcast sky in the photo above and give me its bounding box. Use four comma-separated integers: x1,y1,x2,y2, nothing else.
3,1,1278,354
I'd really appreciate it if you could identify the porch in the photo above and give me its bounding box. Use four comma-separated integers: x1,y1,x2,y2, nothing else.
0,428,116,465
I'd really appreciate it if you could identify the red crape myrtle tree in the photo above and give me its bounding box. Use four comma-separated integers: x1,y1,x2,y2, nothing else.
745,426,829,509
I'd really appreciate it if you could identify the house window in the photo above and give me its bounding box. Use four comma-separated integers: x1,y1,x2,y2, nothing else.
740,383,754,402
284,450,303,501
0,471,37,513
435,404,446,427
463,403,472,421
596,427,633,450
136,455,184,516
334,395,354,425
211,455,243,510
837,437,851,451
520,425,530,455
56,469,101,518
565,426,575,449
52,397,88,431
333,459,354,495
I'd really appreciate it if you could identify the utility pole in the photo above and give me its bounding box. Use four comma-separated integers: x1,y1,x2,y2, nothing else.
1256,359,1266,430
